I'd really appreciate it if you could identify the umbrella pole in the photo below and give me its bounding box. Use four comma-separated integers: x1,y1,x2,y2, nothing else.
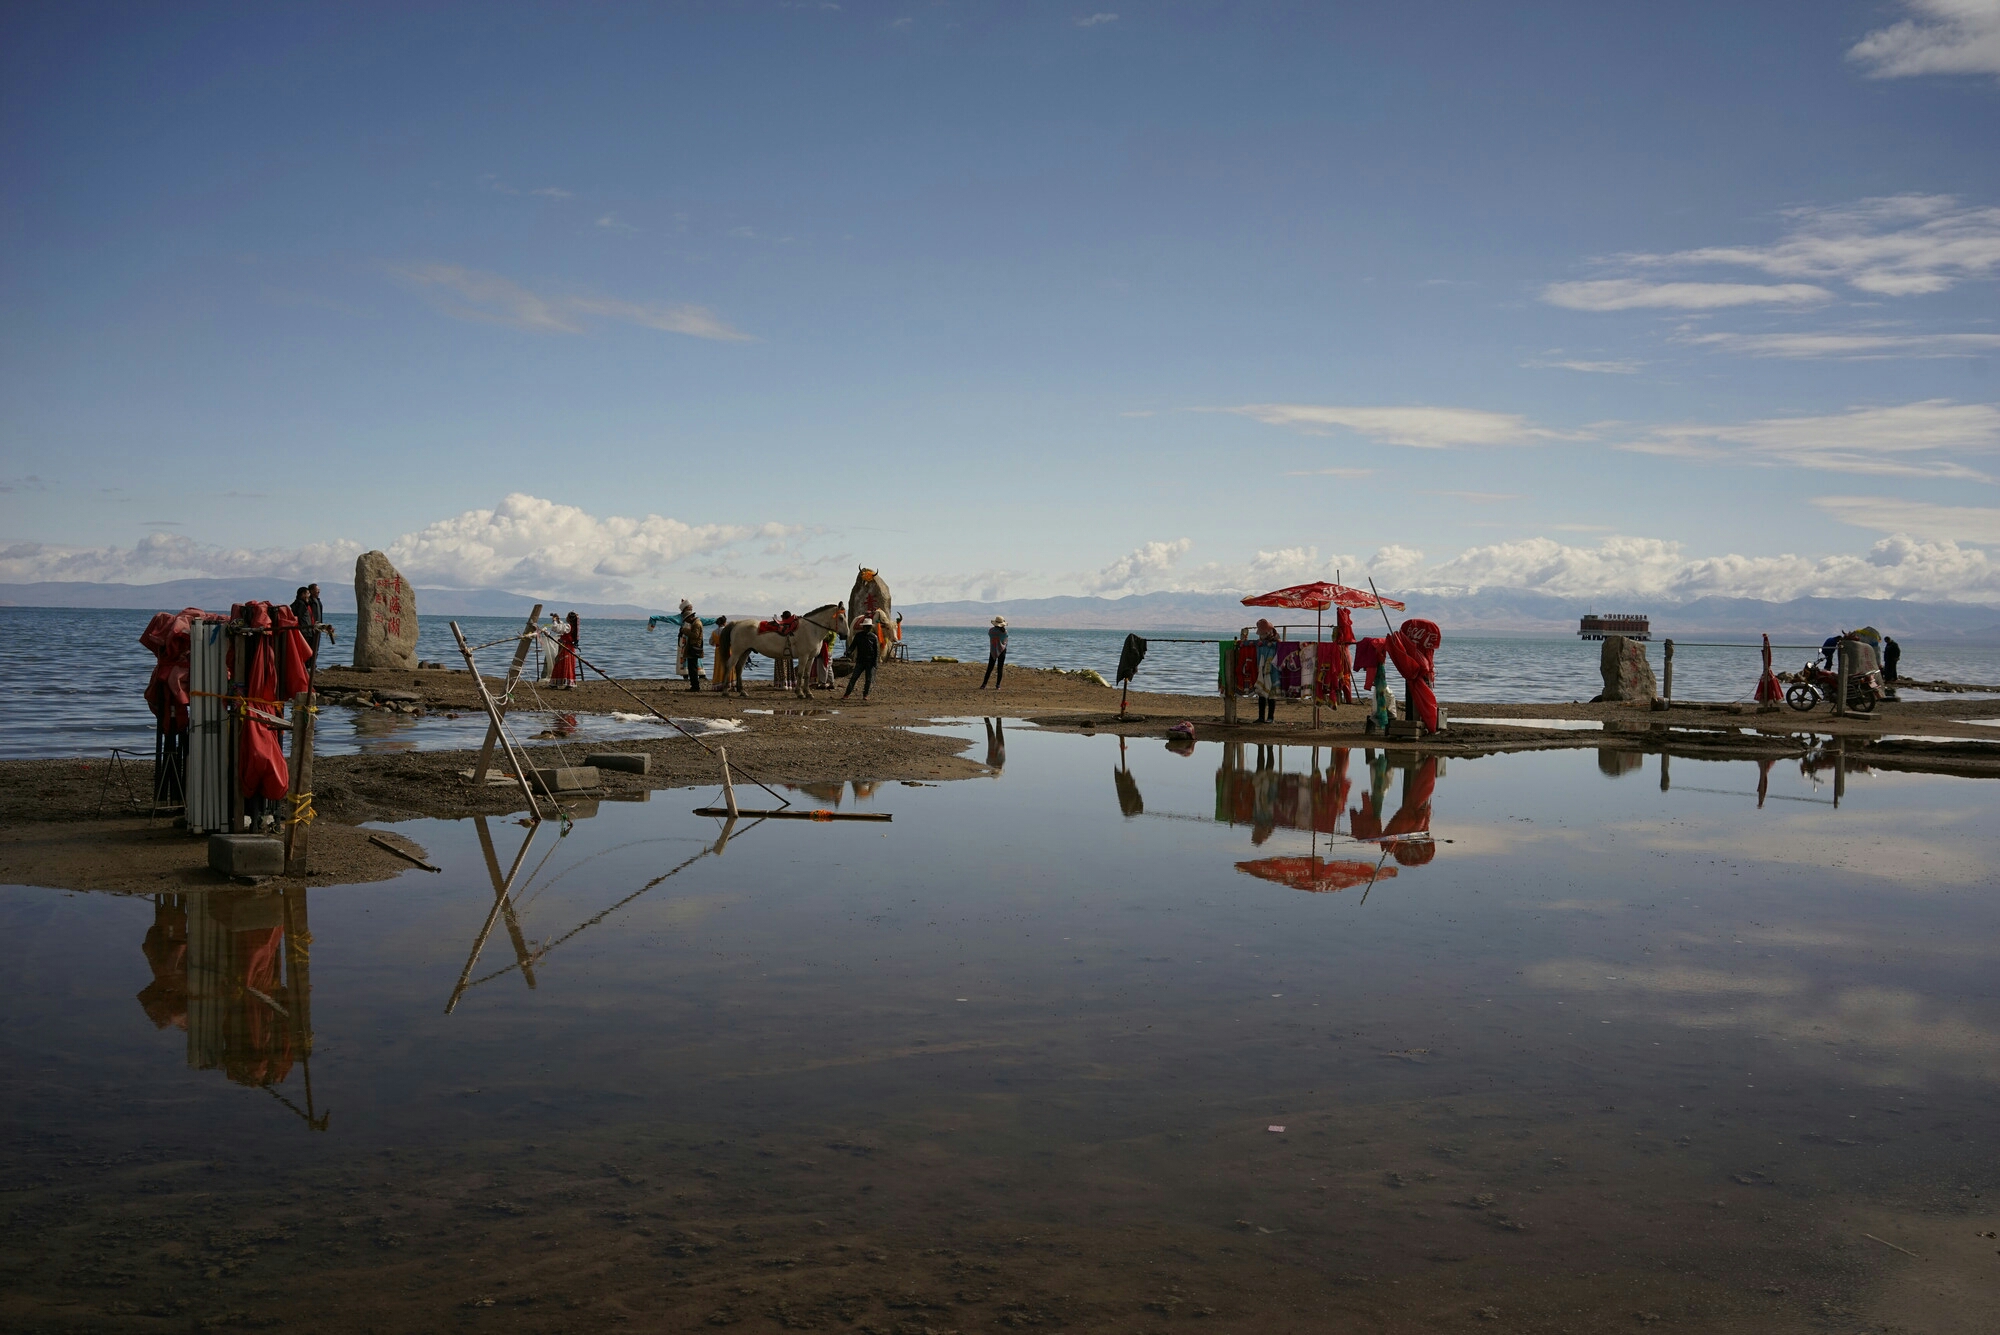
1313,607,1322,730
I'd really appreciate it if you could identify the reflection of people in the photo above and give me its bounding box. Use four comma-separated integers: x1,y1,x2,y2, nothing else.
981,616,1008,689
986,717,1008,772
1883,635,1901,684
553,613,581,688
1254,619,1281,723
677,600,705,692
843,616,879,700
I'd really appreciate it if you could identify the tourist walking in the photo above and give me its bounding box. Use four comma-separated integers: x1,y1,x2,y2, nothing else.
553,612,581,688
981,616,1008,688
676,600,705,692
709,616,731,691
843,615,880,700
1883,635,1901,684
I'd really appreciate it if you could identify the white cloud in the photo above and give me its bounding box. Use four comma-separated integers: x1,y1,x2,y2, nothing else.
1084,538,1193,594
1814,496,2000,544
1541,279,1832,310
1850,0,2000,79
1584,195,1992,299
595,213,639,234
1621,400,2000,481
1074,12,1119,26
531,186,573,199
1222,403,1567,448
393,264,750,341
0,494,796,600
1523,357,1644,373
1396,533,2000,603
1679,329,2000,359
1282,467,1375,478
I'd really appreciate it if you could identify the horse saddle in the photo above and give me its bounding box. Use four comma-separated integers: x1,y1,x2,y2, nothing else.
758,616,800,636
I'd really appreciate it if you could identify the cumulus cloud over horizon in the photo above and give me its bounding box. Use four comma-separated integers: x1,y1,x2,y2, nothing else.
0,494,793,602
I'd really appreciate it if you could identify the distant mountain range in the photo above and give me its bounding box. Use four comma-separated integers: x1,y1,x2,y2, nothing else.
8,578,2000,642
901,589,2000,641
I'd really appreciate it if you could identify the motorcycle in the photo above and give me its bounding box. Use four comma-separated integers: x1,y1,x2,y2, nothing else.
1786,659,1880,714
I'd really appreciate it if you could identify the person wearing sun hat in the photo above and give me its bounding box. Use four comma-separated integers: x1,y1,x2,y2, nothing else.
676,598,705,692
981,615,1009,689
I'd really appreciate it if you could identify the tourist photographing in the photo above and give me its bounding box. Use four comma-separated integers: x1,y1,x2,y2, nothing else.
980,616,1008,689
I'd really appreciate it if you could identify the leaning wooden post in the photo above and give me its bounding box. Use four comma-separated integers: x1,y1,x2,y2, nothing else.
284,689,316,876
1221,638,1239,725
719,747,741,819
473,603,544,785
1662,639,1675,703
451,620,544,822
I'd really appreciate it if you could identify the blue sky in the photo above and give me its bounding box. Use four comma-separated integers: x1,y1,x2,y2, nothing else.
3,1,1999,609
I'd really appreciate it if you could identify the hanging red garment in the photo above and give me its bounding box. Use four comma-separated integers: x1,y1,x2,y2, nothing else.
1382,619,1442,732
268,604,314,698
554,627,581,686
1323,608,1358,702
140,607,207,732
1754,632,1782,704
235,603,290,801
1380,756,1438,864
1354,636,1387,680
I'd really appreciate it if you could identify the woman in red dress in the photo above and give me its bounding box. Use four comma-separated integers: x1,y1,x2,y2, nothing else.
553,611,581,688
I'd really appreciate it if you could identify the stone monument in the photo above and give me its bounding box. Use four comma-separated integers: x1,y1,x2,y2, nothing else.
353,551,418,670
1591,634,1658,704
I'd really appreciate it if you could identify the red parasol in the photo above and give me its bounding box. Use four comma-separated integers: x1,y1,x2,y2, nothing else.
1754,632,1782,705
1235,856,1398,894
1240,583,1404,724
1240,582,1405,612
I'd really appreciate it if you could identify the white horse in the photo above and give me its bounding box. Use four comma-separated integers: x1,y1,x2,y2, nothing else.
721,603,847,699
843,566,893,661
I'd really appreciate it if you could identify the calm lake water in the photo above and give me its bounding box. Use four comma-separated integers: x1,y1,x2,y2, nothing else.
6,606,2000,761
2,727,1994,1330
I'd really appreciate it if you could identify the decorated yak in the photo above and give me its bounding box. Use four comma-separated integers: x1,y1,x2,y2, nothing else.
719,602,847,699
843,567,895,661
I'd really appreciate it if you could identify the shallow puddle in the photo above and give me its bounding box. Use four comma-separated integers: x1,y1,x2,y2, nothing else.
3,726,1996,1331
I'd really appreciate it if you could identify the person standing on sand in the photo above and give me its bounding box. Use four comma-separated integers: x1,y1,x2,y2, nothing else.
1254,619,1281,723
677,600,705,692
981,616,1008,689
709,616,731,691
843,615,879,700
553,612,581,688
1883,635,1901,685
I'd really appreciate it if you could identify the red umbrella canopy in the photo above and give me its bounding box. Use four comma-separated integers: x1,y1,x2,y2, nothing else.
1240,581,1406,612
1235,856,1399,894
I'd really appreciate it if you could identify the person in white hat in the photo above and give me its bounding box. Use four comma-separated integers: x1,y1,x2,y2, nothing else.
676,599,705,692
843,614,880,700
981,615,1008,689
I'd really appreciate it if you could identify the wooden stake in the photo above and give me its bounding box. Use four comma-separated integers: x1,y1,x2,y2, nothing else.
474,603,543,785
1662,638,1675,703
284,690,316,876
719,747,740,818
451,620,544,822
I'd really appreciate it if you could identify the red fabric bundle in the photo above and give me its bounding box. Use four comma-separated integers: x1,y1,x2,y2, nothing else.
1754,632,1782,704
268,603,313,698
236,602,290,801
140,607,207,732
1383,618,1442,732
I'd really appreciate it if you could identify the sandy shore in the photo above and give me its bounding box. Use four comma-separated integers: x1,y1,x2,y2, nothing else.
4,658,1996,893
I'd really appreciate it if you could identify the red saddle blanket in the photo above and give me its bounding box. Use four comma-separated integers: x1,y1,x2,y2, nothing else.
758,617,800,636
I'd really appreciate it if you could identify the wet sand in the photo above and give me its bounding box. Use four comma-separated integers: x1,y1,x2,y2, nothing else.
3,658,1996,892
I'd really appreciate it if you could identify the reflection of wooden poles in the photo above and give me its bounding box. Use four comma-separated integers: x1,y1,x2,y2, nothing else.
474,604,543,785
692,746,890,820
447,818,540,1014
475,816,539,991
720,747,740,818
451,620,543,822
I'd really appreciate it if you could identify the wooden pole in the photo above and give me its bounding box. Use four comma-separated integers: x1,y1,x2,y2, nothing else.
227,623,244,834
719,747,740,819
284,689,316,876
451,620,544,821
474,604,543,785
1662,638,1675,703
1833,636,1849,718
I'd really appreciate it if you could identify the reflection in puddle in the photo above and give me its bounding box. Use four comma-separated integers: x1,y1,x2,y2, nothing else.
10,731,2000,1328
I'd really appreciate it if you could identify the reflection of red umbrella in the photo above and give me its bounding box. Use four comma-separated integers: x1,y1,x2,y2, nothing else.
1235,856,1398,893
1754,632,1781,705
